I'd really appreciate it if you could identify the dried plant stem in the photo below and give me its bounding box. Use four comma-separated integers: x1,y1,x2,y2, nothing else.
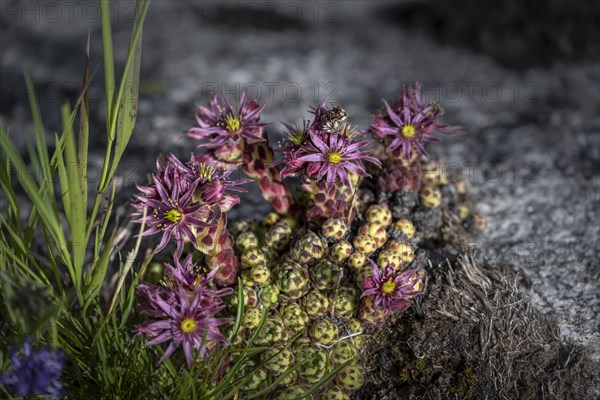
106,206,147,317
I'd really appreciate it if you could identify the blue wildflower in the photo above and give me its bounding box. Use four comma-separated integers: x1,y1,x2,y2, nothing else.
0,338,66,399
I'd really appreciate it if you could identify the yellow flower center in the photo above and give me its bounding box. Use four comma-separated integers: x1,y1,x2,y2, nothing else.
382,279,396,295
224,114,241,133
327,152,342,164
165,209,182,223
401,124,416,138
180,318,197,333
198,163,214,182
289,129,305,146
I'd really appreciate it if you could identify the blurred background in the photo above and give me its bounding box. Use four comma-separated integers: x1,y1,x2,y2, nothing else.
1,0,599,359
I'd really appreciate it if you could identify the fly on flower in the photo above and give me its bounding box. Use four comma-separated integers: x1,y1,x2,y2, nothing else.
278,104,381,189
320,105,349,133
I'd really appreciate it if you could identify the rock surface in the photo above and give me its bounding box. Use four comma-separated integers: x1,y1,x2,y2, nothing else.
1,0,598,368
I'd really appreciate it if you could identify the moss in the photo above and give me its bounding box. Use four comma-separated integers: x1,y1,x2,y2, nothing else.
451,367,477,400
396,323,405,335
400,368,410,383
415,357,427,369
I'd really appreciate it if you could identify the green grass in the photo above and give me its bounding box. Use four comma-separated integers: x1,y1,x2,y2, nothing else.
0,0,162,397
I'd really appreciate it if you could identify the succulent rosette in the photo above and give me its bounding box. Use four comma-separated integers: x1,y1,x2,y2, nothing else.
126,83,477,392
370,82,463,160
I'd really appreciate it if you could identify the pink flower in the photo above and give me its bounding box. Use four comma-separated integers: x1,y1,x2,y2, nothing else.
294,129,380,188
171,155,252,212
136,280,230,368
131,154,250,258
361,261,425,311
277,104,381,188
131,157,211,259
188,90,270,148
163,255,233,299
370,82,463,160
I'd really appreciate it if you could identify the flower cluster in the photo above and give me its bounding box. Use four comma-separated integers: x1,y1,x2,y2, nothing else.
279,104,381,189
0,338,66,399
129,83,474,385
361,261,425,312
187,91,295,215
136,256,232,368
131,154,249,259
370,82,463,161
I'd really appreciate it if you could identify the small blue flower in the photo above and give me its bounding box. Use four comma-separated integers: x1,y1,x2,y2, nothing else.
0,338,66,399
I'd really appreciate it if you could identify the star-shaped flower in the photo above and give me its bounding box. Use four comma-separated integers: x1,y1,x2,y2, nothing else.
293,129,381,188
361,261,425,311
370,82,463,160
132,154,250,258
277,104,381,188
136,284,229,368
188,90,270,148
132,161,210,259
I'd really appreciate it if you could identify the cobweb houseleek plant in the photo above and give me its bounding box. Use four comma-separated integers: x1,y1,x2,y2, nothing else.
0,0,472,395
0,2,352,399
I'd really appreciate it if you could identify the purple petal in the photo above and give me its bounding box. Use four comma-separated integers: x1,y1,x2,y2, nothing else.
383,100,403,127
403,141,411,161
422,134,440,142
182,340,194,368
308,130,329,153
361,288,379,298
297,153,326,162
414,141,428,157
157,341,180,365
145,331,173,347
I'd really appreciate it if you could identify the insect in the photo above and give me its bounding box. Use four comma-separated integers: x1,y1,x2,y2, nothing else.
320,106,349,133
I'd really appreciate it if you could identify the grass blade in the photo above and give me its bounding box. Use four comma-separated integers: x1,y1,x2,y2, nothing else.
100,0,115,131
83,229,115,311
78,30,91,213
61,104,86,286
0,128,74,283
23,69,54,201
99,0,150,192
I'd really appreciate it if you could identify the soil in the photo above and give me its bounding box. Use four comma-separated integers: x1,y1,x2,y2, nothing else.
356,256,599,399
